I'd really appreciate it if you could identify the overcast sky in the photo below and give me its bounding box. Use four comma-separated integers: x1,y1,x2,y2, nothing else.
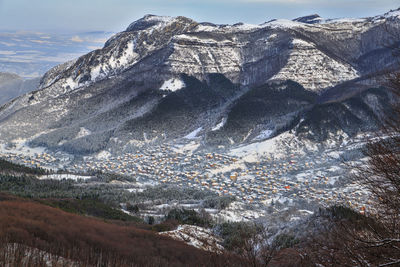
0,0,399,33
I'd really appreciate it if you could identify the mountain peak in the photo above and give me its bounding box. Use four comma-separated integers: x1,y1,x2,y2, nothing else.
293,14,323,24
125,15,196,32
382,7,400,19
126,15,174,31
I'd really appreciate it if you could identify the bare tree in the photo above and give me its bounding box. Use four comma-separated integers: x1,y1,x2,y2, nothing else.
305,68,400,267
351,70,400,266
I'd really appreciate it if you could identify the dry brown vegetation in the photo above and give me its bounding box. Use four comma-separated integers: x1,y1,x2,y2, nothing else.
302,66,400,266
0,193,246,266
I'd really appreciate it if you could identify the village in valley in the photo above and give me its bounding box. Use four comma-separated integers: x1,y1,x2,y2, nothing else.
0,135,370,222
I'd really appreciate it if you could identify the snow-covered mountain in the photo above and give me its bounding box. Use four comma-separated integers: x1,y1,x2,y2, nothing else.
0,9,399,155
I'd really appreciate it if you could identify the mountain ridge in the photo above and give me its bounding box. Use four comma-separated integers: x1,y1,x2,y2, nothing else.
0,9,398,156
38,9,400,95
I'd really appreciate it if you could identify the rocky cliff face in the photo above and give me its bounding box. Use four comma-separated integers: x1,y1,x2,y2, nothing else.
0,9,399,155
37,10,400,94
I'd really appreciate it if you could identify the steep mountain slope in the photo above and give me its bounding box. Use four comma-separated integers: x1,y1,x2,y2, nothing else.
206,81,317,146
0,9,399,155
296,87,393,141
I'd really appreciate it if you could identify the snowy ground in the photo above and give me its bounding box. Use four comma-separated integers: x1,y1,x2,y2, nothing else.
0,139,46,157
159,225,223,252
38,174,93,181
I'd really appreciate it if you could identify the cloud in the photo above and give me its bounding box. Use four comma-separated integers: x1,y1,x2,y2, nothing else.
209,0,314,3
235,0,376,2
30,39,52,44
90,38,108,44
0,57,32,63
71,35,84,42
0,51,84,64
87,45,102,50
227,0,397,6
15,50,42,54
0,50,16,55
237,0,311,2
0,41,16,47
35,52,85,63
15,31,45,35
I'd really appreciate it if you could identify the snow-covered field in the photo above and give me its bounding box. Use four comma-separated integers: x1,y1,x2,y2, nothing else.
0,139,46,157
38,174,93,181
160,225,223,252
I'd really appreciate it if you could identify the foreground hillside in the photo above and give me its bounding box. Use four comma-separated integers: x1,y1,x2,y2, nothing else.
0,179,390,267
0,193,246,266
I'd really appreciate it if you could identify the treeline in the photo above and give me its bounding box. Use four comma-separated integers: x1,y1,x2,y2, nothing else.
39,198,144,223
0,158,47,175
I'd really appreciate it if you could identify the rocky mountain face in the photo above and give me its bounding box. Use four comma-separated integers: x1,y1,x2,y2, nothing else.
0,9,399,155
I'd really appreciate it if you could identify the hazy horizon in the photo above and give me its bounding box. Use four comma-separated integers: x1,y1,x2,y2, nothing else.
0,0,399,33
1,0,399,78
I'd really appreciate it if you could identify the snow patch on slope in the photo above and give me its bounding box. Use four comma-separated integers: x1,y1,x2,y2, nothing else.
231,137,279,162
384,9,400,19
60,40,139,91
230,132,317,162
89,40,138,83
184,127,203,139
63,77,78,90
160,78,185,92
232,23,261,31
326,18,367,24
126,15,174,32
195,24,218,32
253,130,273,141
212,118,226,131
0,138,46,157
264,19,305,29
159,225,223,252
96,150,111,159
76,127,91,139
172,141,200,154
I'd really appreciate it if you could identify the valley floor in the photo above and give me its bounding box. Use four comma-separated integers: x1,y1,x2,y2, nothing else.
0,132,372,224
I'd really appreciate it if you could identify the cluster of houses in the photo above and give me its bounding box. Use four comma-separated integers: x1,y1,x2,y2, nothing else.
0,143,369,212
